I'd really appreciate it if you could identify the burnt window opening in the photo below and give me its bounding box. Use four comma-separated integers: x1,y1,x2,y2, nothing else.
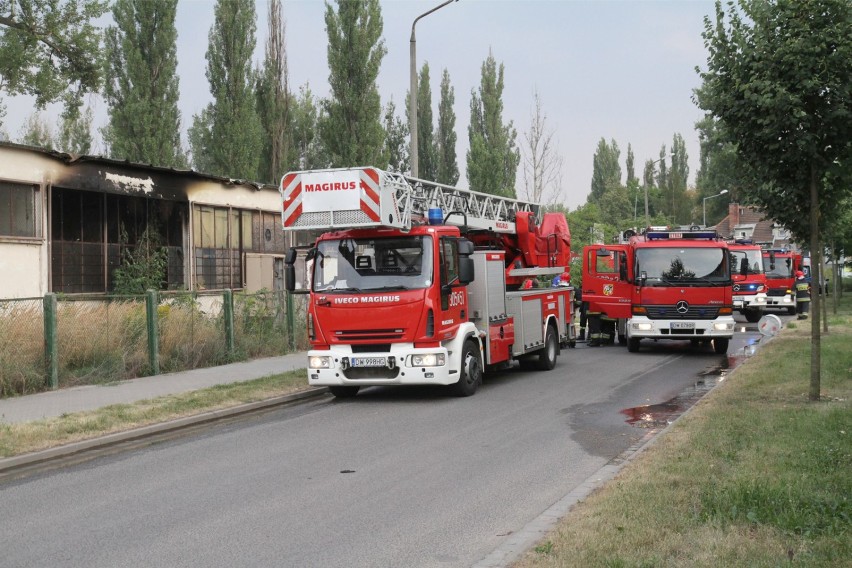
51,187,186,293
0,181,40,238
192,205,254,290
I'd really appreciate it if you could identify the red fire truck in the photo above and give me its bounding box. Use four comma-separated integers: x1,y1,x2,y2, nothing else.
582,228,735,354
761,248,801,315
727,242,768,322
280,167,574,398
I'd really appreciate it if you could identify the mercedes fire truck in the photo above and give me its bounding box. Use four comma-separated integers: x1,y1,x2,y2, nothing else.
728,242,768,322
762,249,800,315
279,167,574,398
582,228,735,354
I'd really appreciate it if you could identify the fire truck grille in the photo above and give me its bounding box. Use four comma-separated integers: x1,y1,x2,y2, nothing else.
335,329,405,342
289,210,373,227
766,288,788,296
645,306,720,320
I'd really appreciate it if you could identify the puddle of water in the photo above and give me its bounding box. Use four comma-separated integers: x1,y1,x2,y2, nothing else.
620,377,721,429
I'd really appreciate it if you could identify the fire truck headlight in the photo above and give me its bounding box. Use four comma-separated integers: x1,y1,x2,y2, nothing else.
632,322,653,331
713,322,734,331
411,353,445,367
309,356,333,369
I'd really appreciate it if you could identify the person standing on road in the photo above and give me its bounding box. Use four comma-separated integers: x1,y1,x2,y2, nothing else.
795,270,811,320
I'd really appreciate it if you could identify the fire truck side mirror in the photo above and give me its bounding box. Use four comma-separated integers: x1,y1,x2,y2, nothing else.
458,239,475,285
639,270,648,286
284,247,298,291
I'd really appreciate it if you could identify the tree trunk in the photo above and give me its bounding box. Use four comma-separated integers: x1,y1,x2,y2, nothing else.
821,252,828,333
809,166,821,401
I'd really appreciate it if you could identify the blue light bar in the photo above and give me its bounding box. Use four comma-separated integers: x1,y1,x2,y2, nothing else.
645,230,718,240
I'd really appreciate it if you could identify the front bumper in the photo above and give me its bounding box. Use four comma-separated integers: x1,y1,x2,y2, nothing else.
765,294,794,307
626,315,735,340
733,293,767,310
306,343,460,387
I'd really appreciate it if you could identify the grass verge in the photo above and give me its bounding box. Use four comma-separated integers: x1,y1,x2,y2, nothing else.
0,370,309,458
514,295,852,567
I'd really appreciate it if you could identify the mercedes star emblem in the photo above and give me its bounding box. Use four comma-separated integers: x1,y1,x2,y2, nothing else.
676,300,689,314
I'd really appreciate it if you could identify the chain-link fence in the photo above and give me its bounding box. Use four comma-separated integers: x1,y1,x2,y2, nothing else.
0,290,308,397
0,297,45,397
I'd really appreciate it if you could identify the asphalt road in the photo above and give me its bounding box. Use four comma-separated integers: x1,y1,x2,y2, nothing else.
0,315,776,568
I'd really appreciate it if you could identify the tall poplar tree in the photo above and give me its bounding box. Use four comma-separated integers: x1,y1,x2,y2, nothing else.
103,0,184,167
320,0,386,167
58,106,94,154
666,133,690,224
520,89,563,205
589,138,621,203
190,0,262,179
290,83,324,170
255,0,290,184
467,52,519,197
413,62,437,180
382,98,408,173
435,68,458,185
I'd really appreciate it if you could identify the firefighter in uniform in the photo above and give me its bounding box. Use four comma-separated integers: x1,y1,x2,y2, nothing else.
795,270,810,319
587,311,612,346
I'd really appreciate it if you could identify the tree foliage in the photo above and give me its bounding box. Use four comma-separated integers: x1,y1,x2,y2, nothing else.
190,0,262,179
435,68,458,185
320,0,386,167
467,51,519,197
694,115,743,225
413,62,437,181
666,133,691,224
255,0,290,184
382,98,408,173
17,111,53,147
289,83,325,170
57,104,93,154
589,138,621,203
0,0,109,126
103,0,185,167
696,0,852,400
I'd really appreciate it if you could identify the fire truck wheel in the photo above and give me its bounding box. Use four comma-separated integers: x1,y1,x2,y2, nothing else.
329,386,360,398
452,340,483,397
537,325,558,371
627,337,641,352
744,309,761,323
713,338,729,354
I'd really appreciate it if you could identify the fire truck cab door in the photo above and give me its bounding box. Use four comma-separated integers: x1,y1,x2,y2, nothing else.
437,236,467,339
583,245,632,319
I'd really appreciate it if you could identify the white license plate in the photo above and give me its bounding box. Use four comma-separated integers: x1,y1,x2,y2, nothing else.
671,322,695,330
351,357,386,368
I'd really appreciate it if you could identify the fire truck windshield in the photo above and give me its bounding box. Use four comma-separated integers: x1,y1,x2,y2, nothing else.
763,255,792,278
730,249,764,276
313,236,433,292
636,247,728,285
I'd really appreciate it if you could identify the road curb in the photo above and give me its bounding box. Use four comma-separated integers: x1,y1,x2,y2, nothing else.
0,387,329,480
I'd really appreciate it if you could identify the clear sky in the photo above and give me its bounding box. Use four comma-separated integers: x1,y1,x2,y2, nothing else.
2,0,718,210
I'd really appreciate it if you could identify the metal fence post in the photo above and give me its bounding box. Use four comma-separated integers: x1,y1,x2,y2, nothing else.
43,293,58,389
285,291,295,351
146,289,160,375
224,289,235,357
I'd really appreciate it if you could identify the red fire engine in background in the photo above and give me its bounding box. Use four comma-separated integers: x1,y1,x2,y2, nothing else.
727,242,768,322
280,167,574,398
761,248,802,315
582,228,735,354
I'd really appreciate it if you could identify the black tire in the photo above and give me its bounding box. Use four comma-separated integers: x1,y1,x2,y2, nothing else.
451,340,483,397
537,324,558,371
744,309,761,323
627,337,641,352
713,338,729,354
329,386,360,398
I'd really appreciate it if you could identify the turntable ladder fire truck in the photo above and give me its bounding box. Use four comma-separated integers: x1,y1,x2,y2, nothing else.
582,228,735,354
279,166,574,398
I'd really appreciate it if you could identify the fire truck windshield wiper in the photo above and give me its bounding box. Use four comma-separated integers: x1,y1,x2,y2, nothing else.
330,286,363,293
367,285,408,291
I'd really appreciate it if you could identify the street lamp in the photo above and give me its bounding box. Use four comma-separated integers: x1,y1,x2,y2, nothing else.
703,189,729,227
410,0,457,179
